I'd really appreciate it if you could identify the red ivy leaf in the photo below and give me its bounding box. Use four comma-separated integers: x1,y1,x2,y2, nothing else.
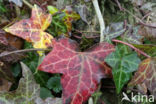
38,38,115,104
129,58,156,98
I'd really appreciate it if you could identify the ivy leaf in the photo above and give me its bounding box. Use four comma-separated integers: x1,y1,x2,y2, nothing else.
129,58,156,98
46,76,62,93
62,6,80,33
0,62,40,103
104,22,126,41
123,26,144,44
48,6,80,36
4,5,53,55
105,44,141,93
48,13,67,37
38,38,115,104
40,87,53,99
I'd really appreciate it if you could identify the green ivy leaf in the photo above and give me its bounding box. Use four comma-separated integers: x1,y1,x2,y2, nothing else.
46,76,62,93
40,87,53,99
122,53,141,72
105,44,141,93
112,66,132,94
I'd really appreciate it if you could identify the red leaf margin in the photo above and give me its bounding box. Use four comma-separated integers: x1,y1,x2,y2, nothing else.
38,38,115,104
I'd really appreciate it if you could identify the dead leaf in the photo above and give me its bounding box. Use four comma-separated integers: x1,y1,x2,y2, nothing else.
0,78,12,92
138,23,156,42
0,62,40,103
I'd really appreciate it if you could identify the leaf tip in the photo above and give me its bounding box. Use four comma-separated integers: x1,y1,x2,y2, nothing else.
4,28,9,32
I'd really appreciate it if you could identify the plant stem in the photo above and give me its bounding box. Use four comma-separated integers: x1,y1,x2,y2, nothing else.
22,0,33,8
112,39,151,58
0,48,51,58
92,0,105,42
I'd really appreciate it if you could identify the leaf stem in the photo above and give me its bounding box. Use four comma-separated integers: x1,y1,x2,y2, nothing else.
112,39,151,58
92,0,105,42
0,48,51,58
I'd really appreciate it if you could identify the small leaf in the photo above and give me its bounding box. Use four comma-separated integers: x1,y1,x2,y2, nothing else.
46,76,62,93
62,6,80,33
40,87,53,99
39,38,115,104
47,6,59,15
48,6,80,36
105,44,141,93
76,4,89,24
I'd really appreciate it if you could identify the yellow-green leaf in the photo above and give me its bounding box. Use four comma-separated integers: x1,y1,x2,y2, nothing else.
4,5,53,56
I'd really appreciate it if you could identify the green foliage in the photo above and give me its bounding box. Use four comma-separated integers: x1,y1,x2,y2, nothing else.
101,0,135,24
0,0,7,14
47,13,67,37
80,37,94,51
46,76,62,93
23,42,62,97
40,87,53,99
11,63,21,77
105,44,141,93
23,42,50,87
133,44,156,57
47,5,80,37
